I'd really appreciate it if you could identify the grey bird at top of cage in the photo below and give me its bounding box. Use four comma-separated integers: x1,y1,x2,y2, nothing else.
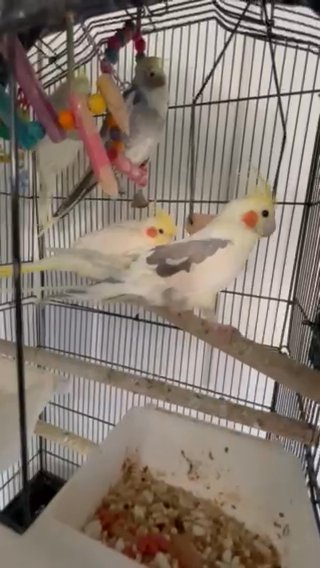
44,55,169,231
45,177,276,345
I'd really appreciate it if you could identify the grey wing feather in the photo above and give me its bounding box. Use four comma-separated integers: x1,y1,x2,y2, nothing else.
146,238,232,278
123,86,141,111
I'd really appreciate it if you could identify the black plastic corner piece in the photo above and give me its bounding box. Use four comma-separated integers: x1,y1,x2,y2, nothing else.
0,470,64,534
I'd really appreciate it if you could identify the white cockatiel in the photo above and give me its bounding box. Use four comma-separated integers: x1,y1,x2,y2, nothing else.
29,179,276,342
0,208,177,282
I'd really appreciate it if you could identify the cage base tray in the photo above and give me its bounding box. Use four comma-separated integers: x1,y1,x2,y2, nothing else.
0,470,65,534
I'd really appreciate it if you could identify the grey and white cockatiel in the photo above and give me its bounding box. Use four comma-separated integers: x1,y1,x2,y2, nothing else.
45,56,169,228
38,178,276,343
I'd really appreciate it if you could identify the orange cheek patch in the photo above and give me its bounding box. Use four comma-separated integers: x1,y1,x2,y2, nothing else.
146,226,158,238
242,210,258,228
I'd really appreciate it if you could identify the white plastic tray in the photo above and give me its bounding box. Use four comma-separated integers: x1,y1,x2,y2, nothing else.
38,406,320,567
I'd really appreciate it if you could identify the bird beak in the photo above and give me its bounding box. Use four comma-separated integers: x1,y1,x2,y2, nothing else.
261,215,276,237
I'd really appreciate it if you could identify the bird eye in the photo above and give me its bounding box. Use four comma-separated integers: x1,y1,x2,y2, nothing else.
159,228,164,234
262,209,269,217
150,71,155,77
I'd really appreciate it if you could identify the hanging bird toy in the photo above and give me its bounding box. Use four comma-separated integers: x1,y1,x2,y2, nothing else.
97,19,149,187
0,81,45,150
41,17,168,230
57,86,107,131
0,35,65,148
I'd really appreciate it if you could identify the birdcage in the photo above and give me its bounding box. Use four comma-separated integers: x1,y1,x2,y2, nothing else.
0,0,319,564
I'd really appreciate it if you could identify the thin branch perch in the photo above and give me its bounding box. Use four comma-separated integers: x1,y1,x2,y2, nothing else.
139,305,320,404
0,339,319,446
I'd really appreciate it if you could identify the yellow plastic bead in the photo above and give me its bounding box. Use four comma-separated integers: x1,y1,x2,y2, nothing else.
88,93,107,114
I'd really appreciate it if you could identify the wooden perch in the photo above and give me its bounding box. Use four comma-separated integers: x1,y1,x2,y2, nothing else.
186,213,215,235
35,420,97,456
0,339,319,446
138,306,320,404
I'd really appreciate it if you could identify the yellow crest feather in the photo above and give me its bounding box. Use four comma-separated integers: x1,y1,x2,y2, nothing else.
247,168,276,208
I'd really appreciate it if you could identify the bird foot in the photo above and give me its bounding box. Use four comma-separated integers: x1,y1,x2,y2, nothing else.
208,322,238,344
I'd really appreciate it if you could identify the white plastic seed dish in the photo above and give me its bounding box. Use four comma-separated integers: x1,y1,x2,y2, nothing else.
42,407,320,568
0,355,69,472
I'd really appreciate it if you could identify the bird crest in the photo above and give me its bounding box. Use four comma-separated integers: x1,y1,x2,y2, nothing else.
148,202,176,237
247,168,276,208
140,56,163,70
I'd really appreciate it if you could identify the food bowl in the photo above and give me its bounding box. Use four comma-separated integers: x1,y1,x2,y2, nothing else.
39,406,320,567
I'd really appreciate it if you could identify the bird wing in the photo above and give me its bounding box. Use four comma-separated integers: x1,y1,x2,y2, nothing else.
124,93,165,164
35,238,235,307
44,246,142,280
145,238,233,278
122,85,141,113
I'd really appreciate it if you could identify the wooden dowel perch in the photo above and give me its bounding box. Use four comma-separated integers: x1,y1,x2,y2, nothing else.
35,420,97,456
138,305,320,404
0,339,319,447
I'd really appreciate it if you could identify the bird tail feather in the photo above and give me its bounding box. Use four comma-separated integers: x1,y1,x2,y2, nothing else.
0,249,132,283
1,279,131,305
0,256,62,279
